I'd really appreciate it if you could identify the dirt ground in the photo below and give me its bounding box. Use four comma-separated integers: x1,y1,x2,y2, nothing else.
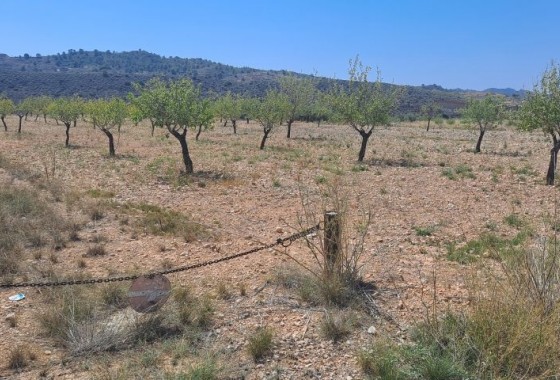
0,116,557,379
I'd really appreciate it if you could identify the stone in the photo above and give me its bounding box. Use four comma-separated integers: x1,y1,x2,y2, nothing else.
276,227,284,233
367,326,377,335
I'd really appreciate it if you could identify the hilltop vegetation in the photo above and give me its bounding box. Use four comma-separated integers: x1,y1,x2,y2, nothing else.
0,49,511,116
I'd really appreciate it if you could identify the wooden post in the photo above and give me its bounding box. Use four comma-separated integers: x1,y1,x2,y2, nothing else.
324,211,341,278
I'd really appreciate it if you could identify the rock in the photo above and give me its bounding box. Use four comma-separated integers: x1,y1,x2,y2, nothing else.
5,312,15,320
44,350,52,355
367,326,377,335
276,227,284,233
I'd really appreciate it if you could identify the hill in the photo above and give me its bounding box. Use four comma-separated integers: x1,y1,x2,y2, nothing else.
0,49,517,115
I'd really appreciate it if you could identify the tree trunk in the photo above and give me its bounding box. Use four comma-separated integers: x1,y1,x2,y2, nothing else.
223,119,228,127
1,116,6,131
357,130,372,162
231,119,237,134
475,129,485,153
546,141,560,185
35,114,39,121
196,124,202,141
246,118,249,124
169,128,193,174
426,118,431,132
102,129,115,157
17,115,23,133
286,119,293,138
150,120,155,137
260,128,271,150
43,114,47,123
64,122,71,147
73,119,77,128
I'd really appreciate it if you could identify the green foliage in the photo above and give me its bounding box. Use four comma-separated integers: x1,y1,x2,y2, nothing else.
279,73,317,127
48,97,82,125
329,56,399,161
446,230,530,264
518,62,560,135
254,90,289,149
87,97,128,131
503,213,526,229
441,165,475,180
414,225,436,237
461,95,505,131
213,91,242,125
0,97,15,119
130,78,212,172
330,57,397,130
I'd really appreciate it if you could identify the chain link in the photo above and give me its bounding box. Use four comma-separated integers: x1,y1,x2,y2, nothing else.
0,224,320,289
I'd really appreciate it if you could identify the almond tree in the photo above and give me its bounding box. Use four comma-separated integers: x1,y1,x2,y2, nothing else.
33,96,53,123
215,92,242,134
519,63,560,185
87,98,128,157
0,97,14,131
255,90,289,150
330,57,398,162
47,97,82,147
421,102,441,131
131,78,211,174
14,98,34,133
462,95,505,153
279,74,316,138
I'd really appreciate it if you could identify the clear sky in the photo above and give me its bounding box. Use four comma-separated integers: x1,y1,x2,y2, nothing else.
3,0,559,90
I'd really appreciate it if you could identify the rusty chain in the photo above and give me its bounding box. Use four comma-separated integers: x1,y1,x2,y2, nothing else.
0,224,320,289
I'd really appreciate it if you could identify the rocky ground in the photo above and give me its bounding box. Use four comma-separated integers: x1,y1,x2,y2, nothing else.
0,116,556,379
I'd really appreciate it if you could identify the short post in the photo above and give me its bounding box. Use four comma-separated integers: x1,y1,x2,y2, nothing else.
324,211,341,279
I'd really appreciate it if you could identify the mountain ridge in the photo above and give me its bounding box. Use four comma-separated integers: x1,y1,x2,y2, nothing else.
0,49,522,115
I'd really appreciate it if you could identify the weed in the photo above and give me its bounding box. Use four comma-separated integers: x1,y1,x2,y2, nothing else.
8,345,31,370
442,165,476,180
99,285,128,309
215,281,232,300
86,188,115,199
446,230,530,264
86,244,107,257
504,213,526,229
119,202,209,242
351,164,368,172
315,175,327,184
6,313,17,327
414,225,436,237
247,327,274,362
320,310,356,342
184,358,218,379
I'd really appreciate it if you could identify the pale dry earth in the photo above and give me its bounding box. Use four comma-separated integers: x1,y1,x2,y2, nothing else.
0,116,556,379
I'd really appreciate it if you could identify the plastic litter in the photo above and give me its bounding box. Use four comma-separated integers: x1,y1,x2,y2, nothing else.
8,293,25,301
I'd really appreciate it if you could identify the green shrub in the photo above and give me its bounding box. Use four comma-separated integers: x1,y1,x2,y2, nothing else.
247,327,273,362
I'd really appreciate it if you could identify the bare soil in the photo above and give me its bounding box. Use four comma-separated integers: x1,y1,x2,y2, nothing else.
0,116,555,379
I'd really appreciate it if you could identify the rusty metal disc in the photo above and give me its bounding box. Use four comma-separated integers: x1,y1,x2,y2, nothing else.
128,275,171,313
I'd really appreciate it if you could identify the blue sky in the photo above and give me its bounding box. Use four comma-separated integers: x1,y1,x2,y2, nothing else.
3,0,559,90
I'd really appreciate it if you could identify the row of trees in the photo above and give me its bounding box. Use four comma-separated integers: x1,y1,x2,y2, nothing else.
1,59,559,184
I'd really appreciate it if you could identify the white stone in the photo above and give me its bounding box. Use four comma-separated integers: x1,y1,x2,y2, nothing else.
367,326,377,335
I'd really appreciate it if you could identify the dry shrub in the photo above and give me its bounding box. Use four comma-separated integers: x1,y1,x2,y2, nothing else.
247,327,274,362
0,180,71,279
7,345,33,370
280,179,372,307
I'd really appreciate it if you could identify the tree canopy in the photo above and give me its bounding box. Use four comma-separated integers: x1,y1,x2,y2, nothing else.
518,63,560,185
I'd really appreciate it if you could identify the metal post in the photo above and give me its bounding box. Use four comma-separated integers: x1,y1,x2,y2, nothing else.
324,211,341,278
